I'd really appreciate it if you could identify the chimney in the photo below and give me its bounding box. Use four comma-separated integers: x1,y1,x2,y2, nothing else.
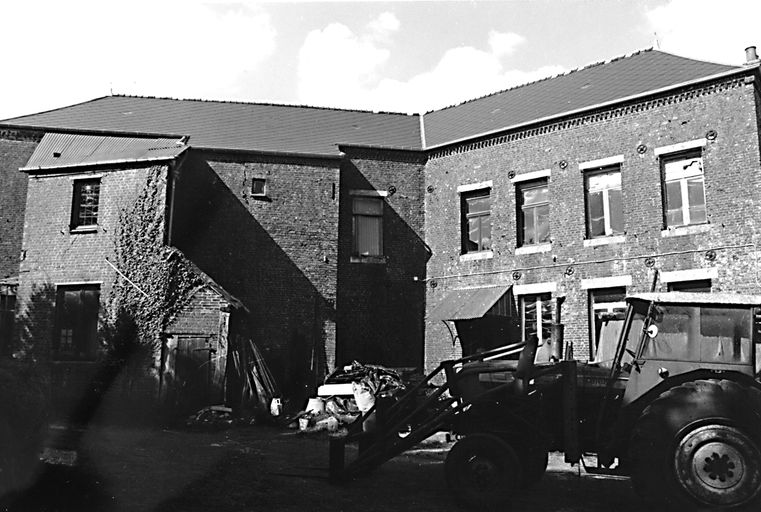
745,46,759,65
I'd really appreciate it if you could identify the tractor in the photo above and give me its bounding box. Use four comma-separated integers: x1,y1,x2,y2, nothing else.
329,292,761,510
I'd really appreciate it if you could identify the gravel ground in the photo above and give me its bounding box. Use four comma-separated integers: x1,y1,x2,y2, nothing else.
2,424,645,512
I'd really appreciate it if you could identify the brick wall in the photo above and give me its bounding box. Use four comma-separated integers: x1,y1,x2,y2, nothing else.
423,76,761,371
171,151,340,401
17,164,165,350
16,162,170,418
0,130,41,280
336,149,428,369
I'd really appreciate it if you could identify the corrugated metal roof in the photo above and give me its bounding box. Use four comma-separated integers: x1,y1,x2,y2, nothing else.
2,96,422,156
21,133,187,171
628,292,761,306
422,50,741,148
429,285,512,321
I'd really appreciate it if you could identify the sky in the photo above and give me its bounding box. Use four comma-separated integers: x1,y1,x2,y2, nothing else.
1,0,759,120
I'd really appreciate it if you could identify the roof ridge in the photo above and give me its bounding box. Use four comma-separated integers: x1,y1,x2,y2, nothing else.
425,47,658,114
0,96,112,123
109,94,418,118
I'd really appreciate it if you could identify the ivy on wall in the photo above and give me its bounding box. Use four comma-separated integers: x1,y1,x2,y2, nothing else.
104,164,202,363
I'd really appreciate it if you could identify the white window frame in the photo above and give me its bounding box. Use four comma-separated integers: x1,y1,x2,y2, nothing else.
661,149,707,228
584,166,623,238
461,187,492,254
517,179,550,247
520,293,552,346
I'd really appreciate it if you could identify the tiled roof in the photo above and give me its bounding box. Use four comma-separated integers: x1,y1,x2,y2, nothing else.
422,49,741,148
2,96,423,156
21,133,187,171
0,50,744,154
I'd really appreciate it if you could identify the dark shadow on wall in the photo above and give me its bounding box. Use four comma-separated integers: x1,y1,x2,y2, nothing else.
169,153,334,407
336,156,430,370
14,283,162,426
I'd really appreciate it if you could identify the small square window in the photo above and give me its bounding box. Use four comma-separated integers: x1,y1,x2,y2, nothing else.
251,178,267,197
71,178,101,230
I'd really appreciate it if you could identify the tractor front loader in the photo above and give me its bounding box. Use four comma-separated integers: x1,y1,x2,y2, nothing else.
330,292,761,511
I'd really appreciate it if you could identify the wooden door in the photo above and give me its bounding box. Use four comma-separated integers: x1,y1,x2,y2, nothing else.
175,336,213,414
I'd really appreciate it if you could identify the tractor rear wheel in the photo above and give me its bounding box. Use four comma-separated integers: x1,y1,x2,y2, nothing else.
445,433,521,510
629,379,761,510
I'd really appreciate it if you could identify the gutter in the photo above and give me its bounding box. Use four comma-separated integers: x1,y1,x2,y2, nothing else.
423,65,759,151
195,145,343,161
0,124,185,141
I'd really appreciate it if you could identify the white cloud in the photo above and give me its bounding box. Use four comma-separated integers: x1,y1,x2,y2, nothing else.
297,18,563,113
0,1,277,119
488,31,525,58
297,21,391,106
645,0,761,65
367,11,401,40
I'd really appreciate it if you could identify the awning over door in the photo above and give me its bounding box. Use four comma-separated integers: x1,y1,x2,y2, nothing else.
429,285,512,321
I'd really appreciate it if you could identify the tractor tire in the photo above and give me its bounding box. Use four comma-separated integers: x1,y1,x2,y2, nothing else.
629,379,761,510
445,433,521,510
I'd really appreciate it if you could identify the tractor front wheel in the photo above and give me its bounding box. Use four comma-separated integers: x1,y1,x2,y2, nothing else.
445,433,521,510
629,379,761,510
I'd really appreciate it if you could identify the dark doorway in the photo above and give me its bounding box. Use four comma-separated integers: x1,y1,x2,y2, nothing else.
174,336,213,414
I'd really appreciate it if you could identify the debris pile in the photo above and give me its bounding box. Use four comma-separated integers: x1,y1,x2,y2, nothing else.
185,405,234,429
293,361,406,434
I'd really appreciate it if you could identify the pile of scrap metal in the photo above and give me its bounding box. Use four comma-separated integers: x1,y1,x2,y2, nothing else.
185,405,235,429
293,361,406,433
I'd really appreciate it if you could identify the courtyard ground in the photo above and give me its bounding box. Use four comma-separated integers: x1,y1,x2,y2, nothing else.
0,422,646,512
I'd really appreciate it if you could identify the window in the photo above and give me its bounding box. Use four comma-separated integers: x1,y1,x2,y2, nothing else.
251,178,267,197
352,197,383,257
668,279,712,293
517,180,549,246
71,178,101,229
589,287,627,365
520,293,552,345
662,150,706,228
585,167,623,238
461,189,491,253
641,305,751,365
53,285,100,360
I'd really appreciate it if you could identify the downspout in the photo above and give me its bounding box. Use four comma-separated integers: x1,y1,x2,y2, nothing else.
165,142,189,246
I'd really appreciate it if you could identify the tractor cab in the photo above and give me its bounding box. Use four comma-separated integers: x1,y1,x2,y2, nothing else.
611,292,761,406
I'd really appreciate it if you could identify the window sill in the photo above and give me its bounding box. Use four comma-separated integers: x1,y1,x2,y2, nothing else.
583,235,626,247
515,243,551,255
459,250,493,262
350,255,387,264
70,226,98,234
661,223,711,238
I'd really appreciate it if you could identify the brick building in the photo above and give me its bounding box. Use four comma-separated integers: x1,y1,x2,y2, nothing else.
1,47,761,410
